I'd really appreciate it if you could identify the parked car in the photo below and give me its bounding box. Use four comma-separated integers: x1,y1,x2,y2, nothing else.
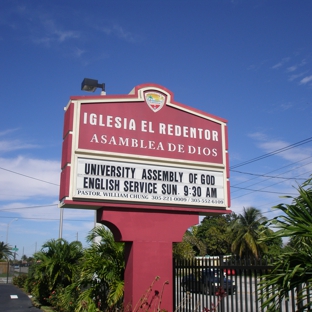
181,269,236,295
223,268,236,275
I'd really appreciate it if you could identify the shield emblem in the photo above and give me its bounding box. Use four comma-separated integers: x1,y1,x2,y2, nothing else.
145,92,165,112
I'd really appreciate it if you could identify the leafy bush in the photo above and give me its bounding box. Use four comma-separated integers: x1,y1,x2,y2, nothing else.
19,230,125,311
45,285,77,312
259,177,312,311
24,271,34,294
12,274,27,288
32,277,51,305
23,263,50,304
23,239,83,307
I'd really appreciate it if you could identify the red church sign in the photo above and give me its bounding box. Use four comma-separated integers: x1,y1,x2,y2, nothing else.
59,84,230,214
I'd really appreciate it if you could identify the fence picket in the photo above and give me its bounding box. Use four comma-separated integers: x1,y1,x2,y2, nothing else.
174,256,310,312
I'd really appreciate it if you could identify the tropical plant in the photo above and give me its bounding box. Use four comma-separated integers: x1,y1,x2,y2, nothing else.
259,177,312,311
13,274,27,288
230,207,268,258
0,241,13,260
64,226,125,311
261,228,283,257
27,238,83,304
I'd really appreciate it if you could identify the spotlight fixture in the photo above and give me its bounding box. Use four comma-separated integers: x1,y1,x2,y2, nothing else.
81,78,106,95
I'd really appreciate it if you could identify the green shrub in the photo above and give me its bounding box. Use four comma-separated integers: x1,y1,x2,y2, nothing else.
12,274,27,288
45,285,77,312
24,274,34,294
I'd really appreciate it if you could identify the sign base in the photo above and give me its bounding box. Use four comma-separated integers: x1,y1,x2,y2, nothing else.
97,208,199,312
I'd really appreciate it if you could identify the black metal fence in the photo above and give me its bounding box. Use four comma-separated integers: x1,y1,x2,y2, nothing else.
174,256,309,312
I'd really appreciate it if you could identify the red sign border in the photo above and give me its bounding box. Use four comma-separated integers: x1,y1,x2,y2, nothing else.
59,83,231,214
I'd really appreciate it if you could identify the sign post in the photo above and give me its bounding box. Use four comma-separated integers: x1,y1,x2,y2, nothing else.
59,84,230,311
12,246,18,261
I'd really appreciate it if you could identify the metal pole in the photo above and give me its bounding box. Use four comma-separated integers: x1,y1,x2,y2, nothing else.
6,218,18,244
6,260,9,284
59,207,64,238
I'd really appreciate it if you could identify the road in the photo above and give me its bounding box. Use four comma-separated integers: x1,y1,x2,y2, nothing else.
0,284,42,311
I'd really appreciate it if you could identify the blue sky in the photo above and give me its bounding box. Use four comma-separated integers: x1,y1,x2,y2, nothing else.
1,0,312,258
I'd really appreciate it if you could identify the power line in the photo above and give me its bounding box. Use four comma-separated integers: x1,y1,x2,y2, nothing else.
0,216,93,222
231,156,312,188
0,137,311,207
231,170,309,180
0,166,59,186
230,136,312,169
231,168,310,199
231,186,297,195
0,204,57,211
1,137,312,189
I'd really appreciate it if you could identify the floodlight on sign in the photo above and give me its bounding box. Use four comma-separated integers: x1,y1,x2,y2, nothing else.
81,78,105,95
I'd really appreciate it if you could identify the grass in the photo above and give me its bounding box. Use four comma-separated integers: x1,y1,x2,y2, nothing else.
40,306,56,312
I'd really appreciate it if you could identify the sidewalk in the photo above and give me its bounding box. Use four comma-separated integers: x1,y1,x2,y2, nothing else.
0,284,43,311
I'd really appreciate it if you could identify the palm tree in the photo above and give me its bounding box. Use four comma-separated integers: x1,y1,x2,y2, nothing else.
0,241,13,260
28,238,83,303
38,238,83,289
259,177,312,311
230,207,268,258
66,226,125,311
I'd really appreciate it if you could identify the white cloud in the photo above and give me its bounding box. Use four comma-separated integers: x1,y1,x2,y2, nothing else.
0,131,95,226
248,133,312,177
240,132,312,186
230,189,292,220
0,140,38,153
0,129,19,136
286,59,307,73
258,139,312,164
32,17,80,47
56,30,79,42
286,65,297,72
272,57,290,69
0,129,38,153
96,24,141,43
279,103,293,111
61,220,95,238
112,25,137,42
230,133,306,221
300,75,312,85
0,156,60,201
73,47,85,58
288,71,307,81
0,201,95,222
0,202,59,219
247,59,269,71
248,132,267,141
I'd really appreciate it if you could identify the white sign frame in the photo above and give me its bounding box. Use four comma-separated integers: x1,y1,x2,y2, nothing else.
71,155,227,209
